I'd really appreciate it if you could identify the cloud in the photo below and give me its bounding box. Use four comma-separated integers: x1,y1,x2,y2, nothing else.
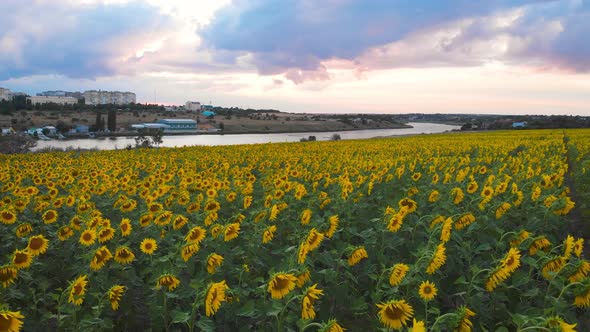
200,0,560,82
0,0,175,80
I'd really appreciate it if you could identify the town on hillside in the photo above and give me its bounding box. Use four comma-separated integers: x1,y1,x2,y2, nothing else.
1,86,589,140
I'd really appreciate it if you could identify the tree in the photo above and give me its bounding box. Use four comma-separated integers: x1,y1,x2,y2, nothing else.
107,109,117,132
56,120,71,133
134,128,163,148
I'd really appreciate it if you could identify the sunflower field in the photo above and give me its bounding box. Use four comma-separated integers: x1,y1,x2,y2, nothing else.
0,129,589,331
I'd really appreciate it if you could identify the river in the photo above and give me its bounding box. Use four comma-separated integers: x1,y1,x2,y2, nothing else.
33,122,460,151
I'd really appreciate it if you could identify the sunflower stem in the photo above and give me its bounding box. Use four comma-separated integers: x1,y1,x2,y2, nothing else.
277,295,301,331
162,290,170,332
430,313,456,330
467,268,491,298
518,326,551,332
300,322,323,332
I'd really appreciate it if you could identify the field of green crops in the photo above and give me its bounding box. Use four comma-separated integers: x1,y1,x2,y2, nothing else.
1,129,589,331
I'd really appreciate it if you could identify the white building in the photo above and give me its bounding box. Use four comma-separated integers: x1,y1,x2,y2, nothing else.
27,96,78,105
0,87,12,101
185,101,201,111
83,90,136,105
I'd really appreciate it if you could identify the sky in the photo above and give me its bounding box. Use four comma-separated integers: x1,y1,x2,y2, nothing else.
0,0,589,115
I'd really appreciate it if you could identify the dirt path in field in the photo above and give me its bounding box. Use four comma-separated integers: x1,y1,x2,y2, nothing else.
562,132,590,329
562,132,590,256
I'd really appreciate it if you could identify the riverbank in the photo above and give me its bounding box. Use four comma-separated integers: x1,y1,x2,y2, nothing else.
33,123,461,151
61,122,412,139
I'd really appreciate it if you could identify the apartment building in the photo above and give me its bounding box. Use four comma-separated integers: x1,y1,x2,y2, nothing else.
83,90,136,105
0,87,12,101
27,96,78,105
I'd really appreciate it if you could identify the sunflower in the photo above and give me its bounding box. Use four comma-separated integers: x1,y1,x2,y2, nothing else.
254,211,267,223
148,202,163,214
90,246,113,271
376,299,414,330
544,195,558,208
495,202,511,219
27,235,49,256
545,316,577,332
107,285,126,311
542,257,566,279
410,318,426,332
181,243,200,262
205,280,229,317
440,217,453,243
0,265,18,288
529,237,551,255
172,215,188,230
326,215,339,238
185,226,206,244
398,198,417,214
305,228,324,252
114,246,135,265
480,186,494,199
348,247,368,266
140,238,158,255
562,235,575,260
301,284,324,320
42,209,58,224
66,195,76,207
70,215,84,230
15,223,32,238
574,286,590,308
0,309,24,332
210,224,223,239
186,202,201,213
207,253,224,274
268,273,298,299
389,263,410,286
426,243,446,274
243,196,253,209
455,213,476,231
139,213,153,227
120,218,132,236
262,225,277,244
320,319,345,332
573,238,584,258
12,249,33,270
156,274,180,291
456,306,476,332
55,225,73,241
79,229,96,246
430,215,445,229
428,190,439,203
68,274,88,305
451,187,464,205
486,248,521,291
530,185,541,201
509,230,530,248
204,200,221,212
154,211,173,226
295,269,311,288
226,192,237,202
411,172,421,181
418,280,437,301
466,181,479,194
568,260,590,283
0,209,16,224
98,227,115,243
224,223,240,242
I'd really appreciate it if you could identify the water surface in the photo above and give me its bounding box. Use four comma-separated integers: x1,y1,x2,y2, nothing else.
34,122,460,151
